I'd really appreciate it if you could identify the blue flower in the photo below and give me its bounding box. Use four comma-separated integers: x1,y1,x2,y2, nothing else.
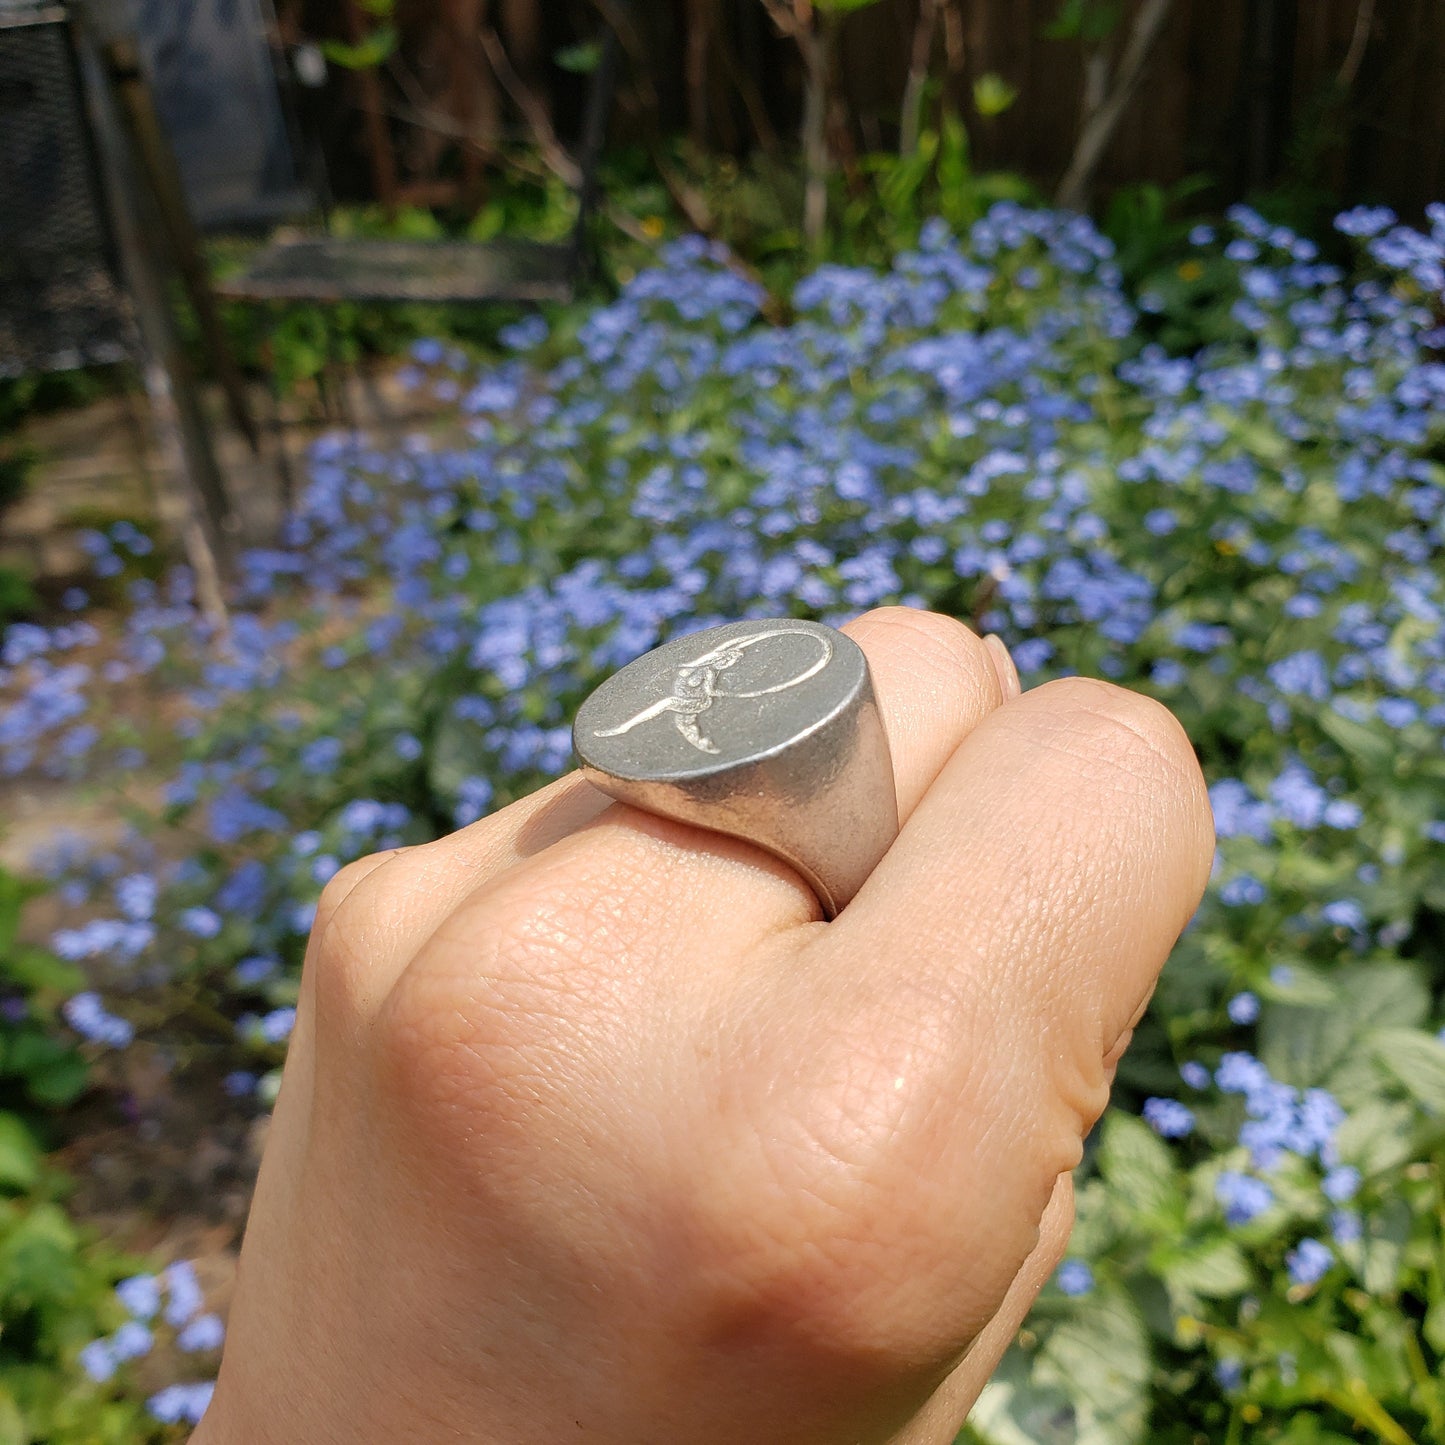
1321,899,1367,932
163,1260,204,1327
1055,1259,1094,1296
1267,651,1330,701
62,992,134,1049
453,775,495,828
1217,1171,1273,1226
1321,1165,1360,1203
178,906,223,939
233,955,278,987
1142,1097,1195,1138
1227,992,1260,1025
177,1313,226,1352
260,1007,297,1044
1214,1359,1244,1391
116,1273,161,1320
1220,875,1266,906
1179,1061,1211,1091
1330,1209,1362,1243
300,735,344,775
111,1321,154,1361
1335,205,1397,238
1285,1237,1333,1287
1209,781,1272,842
147,1382,215,1425
115,872,157,921
78,1337,118,1382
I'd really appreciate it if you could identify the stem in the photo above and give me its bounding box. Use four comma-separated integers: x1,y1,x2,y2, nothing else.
1322,1386,1416,1445
799,15,837,254
1403,1323,1445,1441
1337,0,1376,88
899,0,940,156
1054,0,1177,212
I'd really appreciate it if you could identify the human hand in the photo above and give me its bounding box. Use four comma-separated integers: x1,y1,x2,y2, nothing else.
193,607,1213,1445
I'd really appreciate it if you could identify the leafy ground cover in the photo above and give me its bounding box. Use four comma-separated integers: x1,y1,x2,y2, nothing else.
2,199,1444,1442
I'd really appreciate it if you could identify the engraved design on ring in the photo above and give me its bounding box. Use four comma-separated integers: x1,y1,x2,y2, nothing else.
591,625,835,755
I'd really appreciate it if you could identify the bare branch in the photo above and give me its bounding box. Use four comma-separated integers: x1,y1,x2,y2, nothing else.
900,0,940,156
478,23,582,189
1055,0,1177,212
1338,0,1376,88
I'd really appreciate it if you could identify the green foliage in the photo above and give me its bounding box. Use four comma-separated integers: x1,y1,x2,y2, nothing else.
972,73,1019,119
1044,0,1124,43
553,40,603,75
0,872,89,1123
839,117,1035,262
0,871,165,1444
0,571,35,635
320,26,397,71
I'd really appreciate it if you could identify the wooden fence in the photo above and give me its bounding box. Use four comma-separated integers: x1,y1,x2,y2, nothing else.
291,1,1445,219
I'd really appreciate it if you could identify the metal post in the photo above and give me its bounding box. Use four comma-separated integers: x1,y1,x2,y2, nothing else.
70,13,233,624
102,36,262,455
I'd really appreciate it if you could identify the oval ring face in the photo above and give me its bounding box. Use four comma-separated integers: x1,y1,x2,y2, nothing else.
574,619,867,783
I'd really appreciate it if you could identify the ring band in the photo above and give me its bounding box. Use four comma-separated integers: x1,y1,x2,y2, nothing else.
573,619,898,917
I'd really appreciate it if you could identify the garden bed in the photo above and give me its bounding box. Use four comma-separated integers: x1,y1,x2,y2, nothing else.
2,200,1444,1443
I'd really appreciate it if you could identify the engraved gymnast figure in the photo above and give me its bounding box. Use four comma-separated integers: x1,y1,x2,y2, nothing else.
593,627,834,755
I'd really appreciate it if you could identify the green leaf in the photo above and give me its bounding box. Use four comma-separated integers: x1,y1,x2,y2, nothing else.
1317,707,1397,775
1424,1299,1445,1355
0,869,41,960
0,1201,80,1305
321,26,397,70
973,73,1019,118
0,1388,23,1445
554,41,602,75
1332,1100,1417,1177
1044,0,1123,42
1370,1026,1445,1115
2,944,85,999
1155,1233,1251,1299
23,1050,89,1109
1260,964,1429,1088
969,1344,1079,1445
1035,1288,1150,1445
1096,1109,1180,1221
1337,1195,1411,1297
0,1114,41,1192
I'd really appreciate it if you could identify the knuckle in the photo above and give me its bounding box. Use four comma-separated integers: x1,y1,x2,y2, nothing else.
1036,676,1202,788
309,848,409,1018
852,606,984,671
372,882,624,1140
314,851,399,932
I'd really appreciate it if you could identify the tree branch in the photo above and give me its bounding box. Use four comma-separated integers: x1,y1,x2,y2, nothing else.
478,22,581,189
1337,0,1376,88
1055,0,1177,212
900,0,940,155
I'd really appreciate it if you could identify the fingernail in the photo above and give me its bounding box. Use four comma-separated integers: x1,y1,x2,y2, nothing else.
983,634,1022,700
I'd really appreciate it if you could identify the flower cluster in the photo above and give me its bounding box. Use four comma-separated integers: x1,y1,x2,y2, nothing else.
77,1260,223,1425
2,200,1443,1439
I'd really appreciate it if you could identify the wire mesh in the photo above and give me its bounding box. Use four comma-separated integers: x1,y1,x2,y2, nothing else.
0,12,133,376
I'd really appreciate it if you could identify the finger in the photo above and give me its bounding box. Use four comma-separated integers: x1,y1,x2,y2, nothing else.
839,608,1012,819
842,675,1213,1049
324,609,1012,1028
736,679,1210,1352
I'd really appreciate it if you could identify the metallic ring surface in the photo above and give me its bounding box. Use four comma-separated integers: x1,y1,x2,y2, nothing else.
573,619,898,917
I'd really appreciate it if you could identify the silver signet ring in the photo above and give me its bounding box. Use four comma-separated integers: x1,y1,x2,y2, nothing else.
573,619,899,918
